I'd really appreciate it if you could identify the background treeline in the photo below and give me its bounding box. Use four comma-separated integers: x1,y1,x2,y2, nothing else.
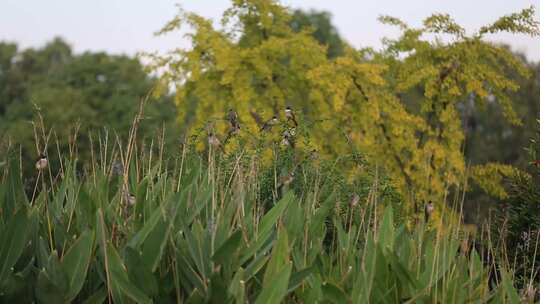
0,10,539,217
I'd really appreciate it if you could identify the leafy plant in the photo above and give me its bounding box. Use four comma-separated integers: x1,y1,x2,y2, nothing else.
148,0,539,218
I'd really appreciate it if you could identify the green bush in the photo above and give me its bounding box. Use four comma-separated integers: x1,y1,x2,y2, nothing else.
0,135,528,303
492,120,540,290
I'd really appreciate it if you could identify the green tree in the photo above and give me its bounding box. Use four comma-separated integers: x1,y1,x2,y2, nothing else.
289,9,345,58
464,53,540,167
0,38,179,172
151,0,539,219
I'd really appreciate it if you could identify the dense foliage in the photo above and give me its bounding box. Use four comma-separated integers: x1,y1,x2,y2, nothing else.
491,120,540,288
0,38,179,174
148,0,539,219
0,138,534,303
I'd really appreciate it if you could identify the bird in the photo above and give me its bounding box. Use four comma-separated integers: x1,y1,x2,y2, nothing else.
285,106,298,127
350,193,360,207
224,109,241,144
309,149,319,161
277,170,295,195
260,116,279,132
224,124,240,145
111,160,124,176
281,129,295,148
127,193,136,206
122,190,136,206
35,153,48,170
424,201,434,223
227,108,240,130
208,132,224,152
278,171,294,189
281,137,292,147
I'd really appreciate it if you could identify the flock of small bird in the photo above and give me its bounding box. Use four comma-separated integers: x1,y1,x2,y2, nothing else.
207,106,299,152
33,106,303,207
33,106,436,215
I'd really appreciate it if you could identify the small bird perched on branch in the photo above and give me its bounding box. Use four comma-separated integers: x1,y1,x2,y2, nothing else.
260,116,279,132
424,201,434,223
35,153,48,170
281,129,295,148
208,132,224,152
224,109,241,144
350,193,360,207
227,108,240,130
111,160,124,176
277,170,295,196
126,193,136,206
285,106,298,127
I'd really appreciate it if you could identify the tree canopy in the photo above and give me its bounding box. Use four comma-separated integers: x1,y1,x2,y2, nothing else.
0,38,179,171
149,0,539,218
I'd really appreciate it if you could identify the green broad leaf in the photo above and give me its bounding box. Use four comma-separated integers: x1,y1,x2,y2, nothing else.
127,206,163,249
81,288,108,304
262,228,290,286
283,198,305,242
239,228,276,265
500,270,520,304
0,208,35,287
258,192,293,242
36,270,67,304
96,209,152,304
61,230,95,302
378,206,395,251
186,288,205,304
256,227,291,304
125,247,159,298
352,234,377,303
107,245,153,304
212,230,243,266
322,282,349,304
208,271,229,303
36,251,69,303
128,192,180,267
140,215,169,272
243,253,270,282
185,184,212,225
287,267,314,293
308,192,335,239
228,268,246,303
239,193,292,265
255,264,292,304
2,157,28,216
175,251,206,292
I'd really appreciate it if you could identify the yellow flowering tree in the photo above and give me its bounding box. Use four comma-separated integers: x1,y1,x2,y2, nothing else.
148,0,539,218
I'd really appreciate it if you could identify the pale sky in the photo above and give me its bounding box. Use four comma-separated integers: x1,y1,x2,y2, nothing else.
1,0,539,62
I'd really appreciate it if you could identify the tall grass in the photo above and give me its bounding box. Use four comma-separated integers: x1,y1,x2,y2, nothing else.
0,111,537,303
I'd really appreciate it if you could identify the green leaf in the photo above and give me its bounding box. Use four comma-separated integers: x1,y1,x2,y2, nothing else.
61,230,95,302
107,245,153,304
239,193,292,265
255,264,292,304
256,227,291,304
96,209,152,304
322,282,349,304
500,270,520,304
287,267,313,293
228,268,246,303
259,192,293,241
212,230,242,266
36,251,69,303
82,288,108,304
125,247,159,298
378,206,394,251
0,208,35,287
